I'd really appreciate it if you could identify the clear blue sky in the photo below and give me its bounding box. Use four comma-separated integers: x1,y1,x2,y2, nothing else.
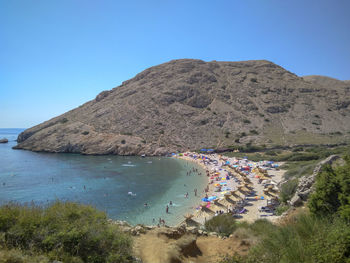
1,0,350,128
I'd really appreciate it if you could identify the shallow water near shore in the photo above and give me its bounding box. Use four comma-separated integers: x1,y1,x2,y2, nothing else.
0,129,207,225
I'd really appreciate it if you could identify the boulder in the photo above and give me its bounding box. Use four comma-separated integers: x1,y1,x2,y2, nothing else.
289,195,302,207
0,138,8,143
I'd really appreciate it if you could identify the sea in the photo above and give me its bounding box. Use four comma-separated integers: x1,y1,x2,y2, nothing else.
0,128,207,226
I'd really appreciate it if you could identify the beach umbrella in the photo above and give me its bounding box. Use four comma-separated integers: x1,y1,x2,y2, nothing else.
218,197,235,208
181,214,201,227
184,213,194,219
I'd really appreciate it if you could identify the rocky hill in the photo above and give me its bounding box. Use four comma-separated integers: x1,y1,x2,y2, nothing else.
14,59,350,155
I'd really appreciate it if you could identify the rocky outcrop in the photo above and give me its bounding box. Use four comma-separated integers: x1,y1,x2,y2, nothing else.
0,138,8,143
289,155,342,207
110,219,210,237
14,59,350,155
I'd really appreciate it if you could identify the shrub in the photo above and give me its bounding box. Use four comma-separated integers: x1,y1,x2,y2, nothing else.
222,214,350,263
121,132,132,136
0,202,133,263
292,147,304,152
81,131,89,135
243,119,251,124
121,139,126,144
247,214,350,263
205,214,238,237
249,129,259,135
275,205,289,215
0,248,50,263
280,179,298,204
60,118,68,124
309,156,350,221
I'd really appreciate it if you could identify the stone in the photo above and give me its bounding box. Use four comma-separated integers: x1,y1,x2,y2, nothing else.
208,232,218,237
0,138,8,143
289,195,302,207
185,226,198,234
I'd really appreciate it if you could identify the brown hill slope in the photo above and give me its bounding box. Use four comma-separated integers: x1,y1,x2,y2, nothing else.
302,75,349,88
15,59,350,155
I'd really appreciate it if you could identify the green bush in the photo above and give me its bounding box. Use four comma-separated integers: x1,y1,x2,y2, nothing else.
0,202,133,263
286,153,320,161
60,118,68,124
0,248,50,263
249,214,350,263
223,214,350,263
205,214,238,237
280,179,298,203
275,205,289,215
309,155,350,221
249,129,259,135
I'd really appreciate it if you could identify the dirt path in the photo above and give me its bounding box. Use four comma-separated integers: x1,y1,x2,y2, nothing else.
133,228,249,263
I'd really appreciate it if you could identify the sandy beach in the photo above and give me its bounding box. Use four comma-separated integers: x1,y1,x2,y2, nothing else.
175,152,285,225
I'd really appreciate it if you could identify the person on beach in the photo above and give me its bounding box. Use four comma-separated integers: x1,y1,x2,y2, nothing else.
194,188,197,196
166,205,169,213
185,192,189,198
169,201,173,206
144,203,148,207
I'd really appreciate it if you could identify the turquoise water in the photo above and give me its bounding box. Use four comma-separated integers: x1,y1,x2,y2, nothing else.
0,129,207,226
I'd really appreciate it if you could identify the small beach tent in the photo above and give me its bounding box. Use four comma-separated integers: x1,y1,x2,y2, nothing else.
200,149,207,152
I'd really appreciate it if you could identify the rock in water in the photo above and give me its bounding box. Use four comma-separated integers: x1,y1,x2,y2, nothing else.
0,138,8,143
14,59,350,155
